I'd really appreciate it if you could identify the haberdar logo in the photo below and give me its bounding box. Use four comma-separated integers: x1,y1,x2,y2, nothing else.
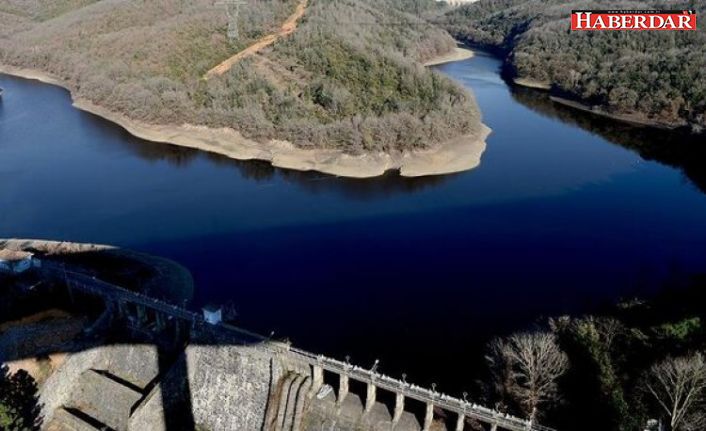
571,10,697,31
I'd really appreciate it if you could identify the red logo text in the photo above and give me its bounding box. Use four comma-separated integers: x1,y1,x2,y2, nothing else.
571,10,696,31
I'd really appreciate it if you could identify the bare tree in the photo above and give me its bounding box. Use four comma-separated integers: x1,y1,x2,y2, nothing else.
592,317,624,351
642,352,706,431
485,332,569,423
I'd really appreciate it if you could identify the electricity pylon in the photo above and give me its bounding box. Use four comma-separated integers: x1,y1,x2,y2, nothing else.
216,0,247,40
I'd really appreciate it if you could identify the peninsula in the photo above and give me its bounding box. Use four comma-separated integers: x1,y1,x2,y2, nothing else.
0,0,490,178
440,0,706,133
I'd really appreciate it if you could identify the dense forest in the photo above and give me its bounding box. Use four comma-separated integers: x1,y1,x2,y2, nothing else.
0,0,481,154
439,0,706,131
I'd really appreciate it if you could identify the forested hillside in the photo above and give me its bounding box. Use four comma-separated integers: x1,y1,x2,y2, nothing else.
0,0,481,154
440,0,706,131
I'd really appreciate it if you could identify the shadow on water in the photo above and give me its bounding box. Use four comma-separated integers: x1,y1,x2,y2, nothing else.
77,105,455,200
510,86,706,193
1,71,455,203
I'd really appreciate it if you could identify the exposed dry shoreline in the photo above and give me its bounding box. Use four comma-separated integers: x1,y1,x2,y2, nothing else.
513,77,551,91
549,95,685,129
424,46,474,66
512,75,687,129
0,57,489,178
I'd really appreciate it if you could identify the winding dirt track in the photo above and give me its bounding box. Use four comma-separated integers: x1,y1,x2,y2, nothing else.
204,0,308,79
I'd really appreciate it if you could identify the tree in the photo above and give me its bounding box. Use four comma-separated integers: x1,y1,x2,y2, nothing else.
485,331,569,423
552,316,636,430
642,352,706,431
439,1,706,131
0,365,42,431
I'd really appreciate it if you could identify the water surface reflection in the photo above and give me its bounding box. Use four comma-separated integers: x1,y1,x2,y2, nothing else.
510,87,706,193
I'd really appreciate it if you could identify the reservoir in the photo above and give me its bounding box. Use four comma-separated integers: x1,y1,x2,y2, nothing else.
2,51,706,394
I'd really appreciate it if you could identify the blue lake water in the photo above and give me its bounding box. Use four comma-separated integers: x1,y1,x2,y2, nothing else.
2,51,706,393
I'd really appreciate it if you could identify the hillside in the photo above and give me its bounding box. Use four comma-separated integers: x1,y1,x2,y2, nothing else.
440,0,706,132
0,0,486,171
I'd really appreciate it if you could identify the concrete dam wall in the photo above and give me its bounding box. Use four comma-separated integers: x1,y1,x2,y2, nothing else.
6,319,443,431
19,254,547,431
38,341,429,431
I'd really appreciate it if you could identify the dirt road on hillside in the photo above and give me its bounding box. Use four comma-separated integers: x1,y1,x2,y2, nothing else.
205,0,308,79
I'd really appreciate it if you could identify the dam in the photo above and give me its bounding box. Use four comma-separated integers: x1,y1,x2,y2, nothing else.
16,259,552,431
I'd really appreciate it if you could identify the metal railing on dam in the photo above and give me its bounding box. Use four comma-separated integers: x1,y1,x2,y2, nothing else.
286,348,556,431
41,260,556,431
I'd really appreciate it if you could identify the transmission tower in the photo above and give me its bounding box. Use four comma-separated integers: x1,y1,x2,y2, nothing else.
216,0,247,40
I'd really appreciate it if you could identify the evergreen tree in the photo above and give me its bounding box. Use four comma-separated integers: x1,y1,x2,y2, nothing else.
0,365,41,431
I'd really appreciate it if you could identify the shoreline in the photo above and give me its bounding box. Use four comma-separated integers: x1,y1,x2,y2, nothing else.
464,42,693,132
0,64,490,179
513,77,551,91
0,238,194,303
424,46,475,67
549,95,685,130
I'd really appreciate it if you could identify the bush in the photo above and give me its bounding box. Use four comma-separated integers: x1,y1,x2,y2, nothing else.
0,365,41,431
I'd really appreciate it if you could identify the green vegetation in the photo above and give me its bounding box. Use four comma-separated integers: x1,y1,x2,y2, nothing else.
0,0,482,154
0,365,41,430
480,276,706,431
439,0,706,131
